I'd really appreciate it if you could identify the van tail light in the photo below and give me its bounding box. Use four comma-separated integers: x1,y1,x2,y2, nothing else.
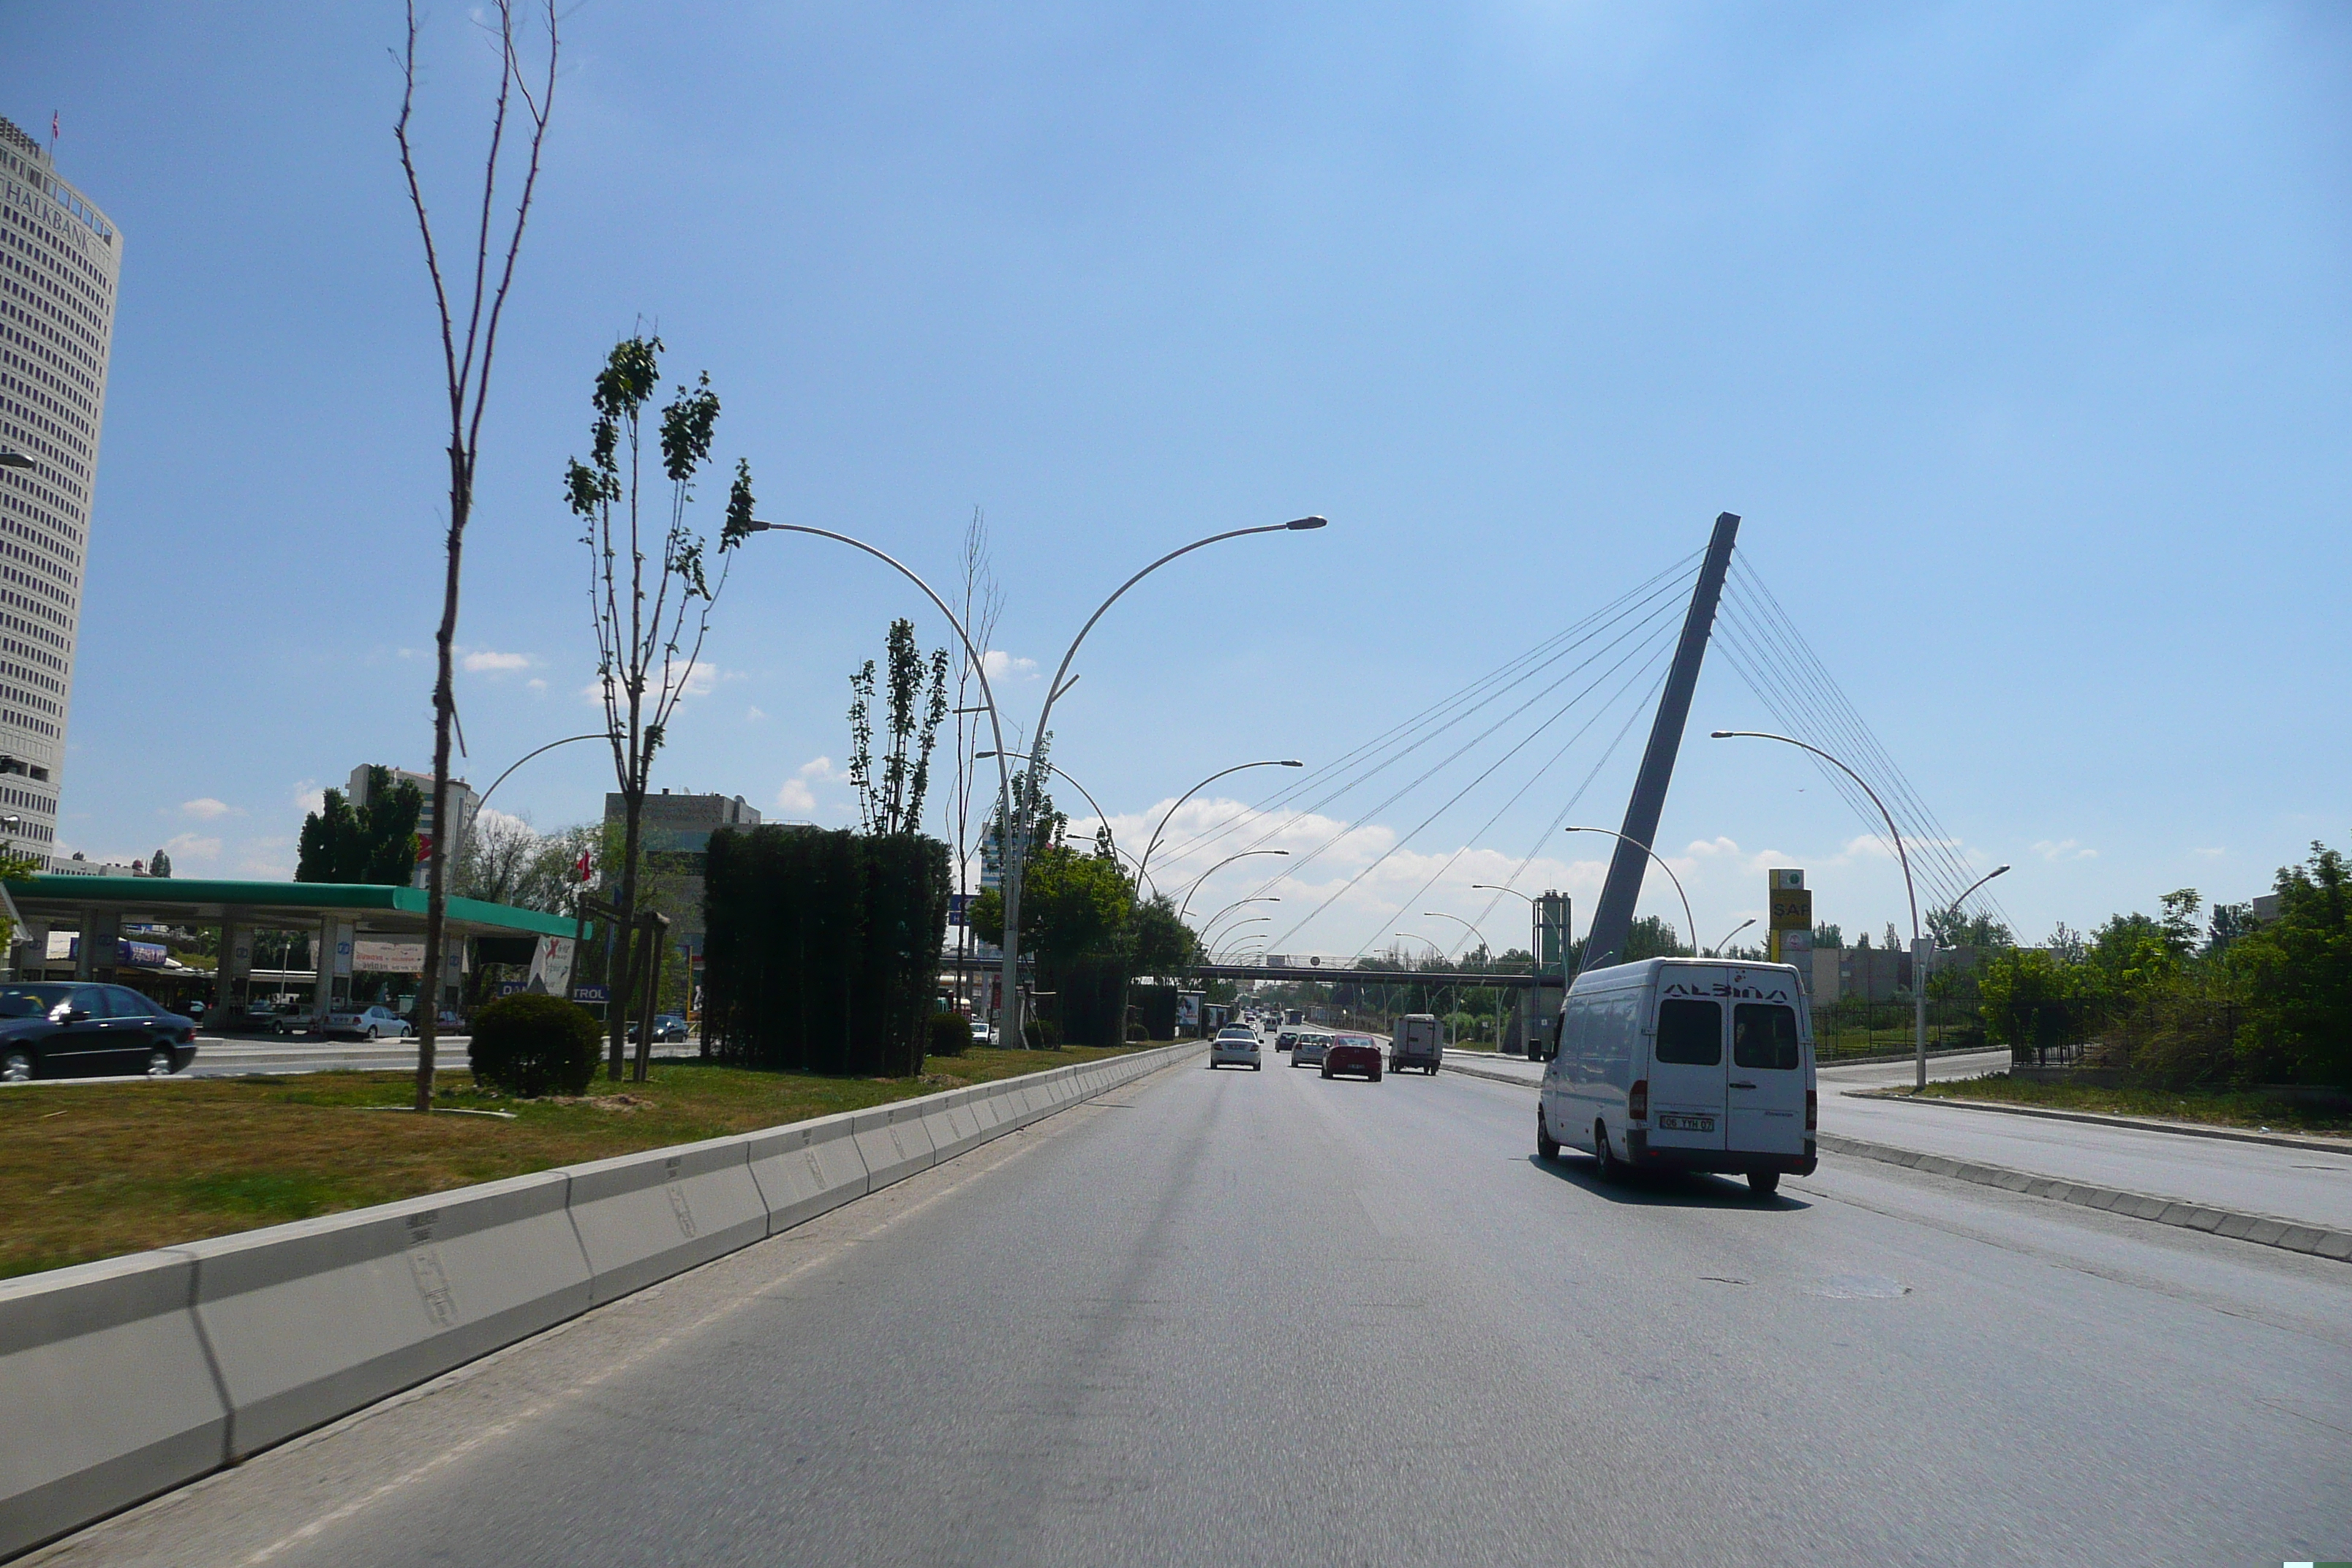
1628,1079,1648,1122
1805,1089,1818,1132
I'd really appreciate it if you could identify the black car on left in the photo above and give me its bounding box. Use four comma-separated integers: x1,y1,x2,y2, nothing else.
0,983,200,1082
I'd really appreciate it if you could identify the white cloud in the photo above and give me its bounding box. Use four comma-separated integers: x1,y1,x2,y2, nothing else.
745,705,766,722
177,797,238,821
775,756,843,816
2032,838,2097,862
162,832,222,862
292,780,325,815
461,649,535,674
526,677,549,693
2192,846,2225,859
981,649,1039,682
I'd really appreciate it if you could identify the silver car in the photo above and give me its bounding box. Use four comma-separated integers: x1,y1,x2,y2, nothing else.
1291,1031,1330,1068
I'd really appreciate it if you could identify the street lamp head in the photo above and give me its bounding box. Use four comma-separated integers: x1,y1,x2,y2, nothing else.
1284,516,1328,530
1991,864,2012,878
1709,731,1733,739
0,451,31,471
1279,760,1303,767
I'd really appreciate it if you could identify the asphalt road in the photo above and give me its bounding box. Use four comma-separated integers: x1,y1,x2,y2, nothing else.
37,1047,2351,1567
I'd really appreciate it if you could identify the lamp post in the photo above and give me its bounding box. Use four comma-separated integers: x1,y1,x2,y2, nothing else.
1471,883,1540,1056
742,522,1019,1037
451,731,612,874
1198,899,1279,947
1177,849,1290,921
1712,729,1927,1088
1423,911,1490,1042
1134,758,1304,893
1946,864,2011,929
1564,826,1695,957
1207,917,1271,957
1711,916,1757,957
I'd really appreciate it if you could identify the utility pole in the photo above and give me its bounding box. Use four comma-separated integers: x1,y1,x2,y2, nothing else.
1583,512,1740,970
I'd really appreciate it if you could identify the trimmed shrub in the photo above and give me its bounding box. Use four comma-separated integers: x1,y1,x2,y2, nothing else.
468,992,601,1097
928,1010,970,1058
1023,1016,1062,1049
702,826,952,1077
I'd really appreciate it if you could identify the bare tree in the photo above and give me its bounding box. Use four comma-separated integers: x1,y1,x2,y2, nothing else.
566,335,755,1082
947,510,1004,1016
393,0,557,1112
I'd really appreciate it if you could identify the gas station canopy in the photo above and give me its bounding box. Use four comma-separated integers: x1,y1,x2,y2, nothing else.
8,876,584,940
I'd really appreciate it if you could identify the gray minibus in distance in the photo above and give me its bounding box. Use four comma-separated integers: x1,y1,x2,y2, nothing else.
1535,958,1817,1196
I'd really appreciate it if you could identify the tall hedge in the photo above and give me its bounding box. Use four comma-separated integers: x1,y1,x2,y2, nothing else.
701,825,950,1076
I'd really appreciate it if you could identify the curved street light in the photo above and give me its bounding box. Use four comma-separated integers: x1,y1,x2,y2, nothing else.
452,731,612,872
1198,900,1279,946
1420,911,1489,960
1711,728,1927,1088
1134,759,1304,892
1946,864,2012,930
1711,916,1757,957
1177,848,1291,921
1564,826,1696,959
1471,883,1544,1055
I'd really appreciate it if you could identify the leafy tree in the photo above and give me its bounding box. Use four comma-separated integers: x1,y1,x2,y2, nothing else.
1812,921,1843,949
296,766,423,884
1926,908,2013,949
2206,901,2255,957
148,848,173,879
566,334,755,1081
2223,840,2352,1085
848,619,949,836
1623,915,1683,962
1978,946,2085,1058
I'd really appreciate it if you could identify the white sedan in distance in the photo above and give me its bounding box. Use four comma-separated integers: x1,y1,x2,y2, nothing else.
1291,1031,1330,1068
1209,1025,1262,1070
324,1005,410,1041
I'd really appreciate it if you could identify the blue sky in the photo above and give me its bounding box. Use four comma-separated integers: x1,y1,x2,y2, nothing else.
7,1,2348,955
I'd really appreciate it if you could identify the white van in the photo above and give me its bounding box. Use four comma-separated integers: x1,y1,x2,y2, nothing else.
1535,958,1817,1197
1390,1013,1444,1074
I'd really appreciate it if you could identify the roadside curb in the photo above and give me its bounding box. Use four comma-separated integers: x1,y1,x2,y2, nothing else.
1814,1132,2352,1265
1439,1056,1542,1090
1842,1090,2352,1155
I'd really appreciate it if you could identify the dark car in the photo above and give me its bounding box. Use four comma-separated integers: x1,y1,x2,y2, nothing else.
0,983,200,1082
1320,1033,1383,1083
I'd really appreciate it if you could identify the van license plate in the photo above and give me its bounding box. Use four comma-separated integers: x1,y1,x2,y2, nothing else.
1658,1113,1715,1132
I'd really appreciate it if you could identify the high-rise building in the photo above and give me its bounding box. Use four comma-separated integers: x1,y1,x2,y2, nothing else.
0,117,121,867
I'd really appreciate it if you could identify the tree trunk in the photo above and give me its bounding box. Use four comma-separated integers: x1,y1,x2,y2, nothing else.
607,788,643,1081
415,440,470,1113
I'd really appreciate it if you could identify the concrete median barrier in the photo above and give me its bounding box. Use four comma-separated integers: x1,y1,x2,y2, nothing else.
0,1249,226,1561
851,1101,937,1189
745,1113,871,1232
563,1137,769,1303
189,1170,592,1458
919,1088,987,1162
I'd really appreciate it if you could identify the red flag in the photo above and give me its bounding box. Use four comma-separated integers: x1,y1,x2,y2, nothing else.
575,849,592,883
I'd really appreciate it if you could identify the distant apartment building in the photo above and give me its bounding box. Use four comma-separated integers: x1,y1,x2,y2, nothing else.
349,764,480,888
0,117,123,867
603,791,762,954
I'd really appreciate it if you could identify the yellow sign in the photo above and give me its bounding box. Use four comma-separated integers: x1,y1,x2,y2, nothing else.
1768,887,1812,930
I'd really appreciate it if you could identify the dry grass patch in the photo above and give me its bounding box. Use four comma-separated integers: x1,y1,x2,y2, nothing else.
0,1044,1153,1280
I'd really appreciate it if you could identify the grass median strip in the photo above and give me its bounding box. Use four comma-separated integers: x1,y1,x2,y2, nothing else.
1910,1073,2351,1137
1,1044,1161,1280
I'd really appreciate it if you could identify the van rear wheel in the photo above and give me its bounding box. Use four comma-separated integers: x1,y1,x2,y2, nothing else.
1747,1170,1781,1199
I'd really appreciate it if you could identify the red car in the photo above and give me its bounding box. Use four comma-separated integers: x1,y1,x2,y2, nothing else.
1320,1033,1383,1082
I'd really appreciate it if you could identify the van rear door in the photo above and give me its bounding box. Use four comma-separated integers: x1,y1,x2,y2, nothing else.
1646,995,1727,1152
1727,1000,1808,1156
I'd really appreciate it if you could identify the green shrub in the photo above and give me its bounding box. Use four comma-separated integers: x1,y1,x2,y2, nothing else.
468,993,602,1097
1023,1017,1062,1049
927,1011,970,1058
